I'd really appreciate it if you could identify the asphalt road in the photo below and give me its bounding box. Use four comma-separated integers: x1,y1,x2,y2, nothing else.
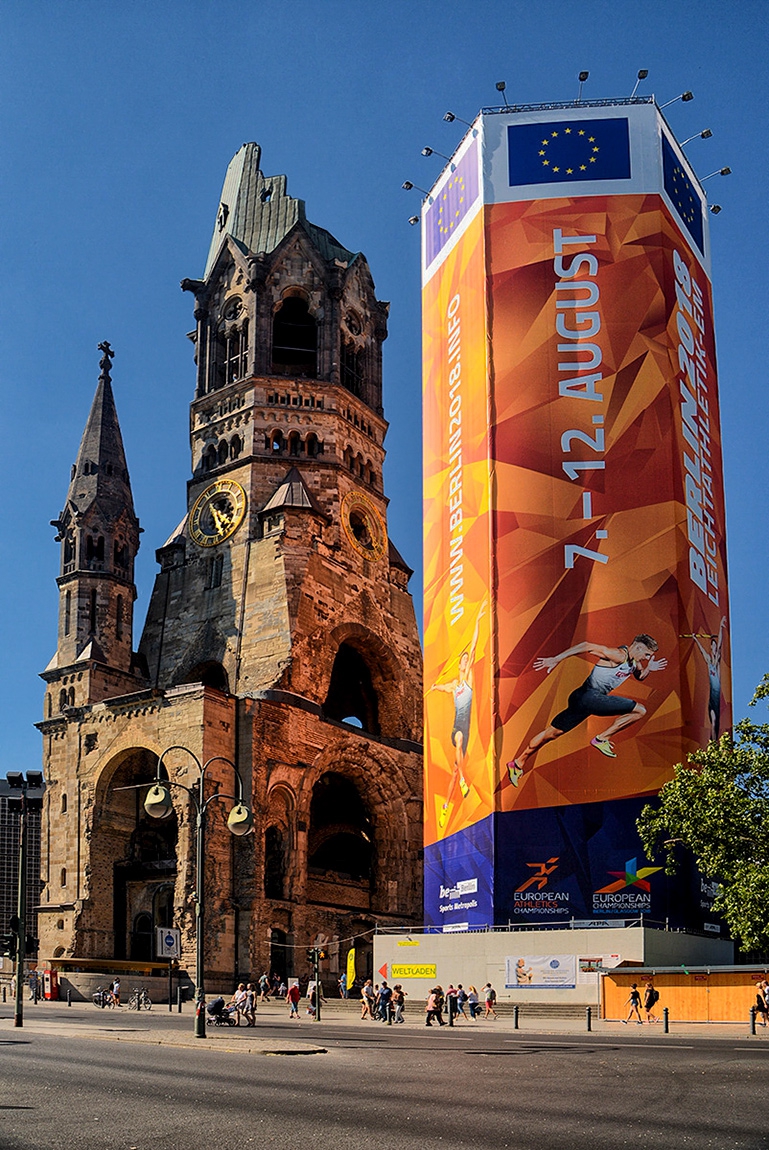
0,1003,767,1150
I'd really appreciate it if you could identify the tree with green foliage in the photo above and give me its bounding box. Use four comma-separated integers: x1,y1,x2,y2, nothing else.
637,675,769,953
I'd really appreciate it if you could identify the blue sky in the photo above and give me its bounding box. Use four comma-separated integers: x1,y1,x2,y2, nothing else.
1,0,766,771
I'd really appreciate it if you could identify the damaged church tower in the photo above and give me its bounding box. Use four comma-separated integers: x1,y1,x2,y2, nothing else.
37,144,423,985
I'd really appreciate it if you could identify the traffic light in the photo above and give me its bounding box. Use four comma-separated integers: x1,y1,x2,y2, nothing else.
0,933,16,959
318,949,327,961
25,935,39,957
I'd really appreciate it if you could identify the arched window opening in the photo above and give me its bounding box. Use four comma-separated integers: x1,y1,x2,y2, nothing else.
323,643,380,735
86,535,105,562
272,297,317,376
207,553,224,589
183,661,229,692
89,588,97,633
153,885,174,930
230,435,242,460
59,688,68,711
130,912,154,962
203,444,217,471
264,826,286,899
114,539,129,569
305,433,319,458
288,431,302,457
308,773,373,882
46,694,52,718
340,339,364,397
60,867,67,887
64,534,74,566
68,687,75,707
271,430,284,454
64,590,71,636
116,594,124,641
61,793,68,814
218,440,229,466
270,928,287,982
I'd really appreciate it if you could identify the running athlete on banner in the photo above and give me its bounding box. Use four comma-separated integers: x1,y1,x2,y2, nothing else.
507,635,667,785
430,602,486,829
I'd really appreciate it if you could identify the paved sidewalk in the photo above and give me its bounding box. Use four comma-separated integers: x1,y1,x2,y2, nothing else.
1,999,765,1051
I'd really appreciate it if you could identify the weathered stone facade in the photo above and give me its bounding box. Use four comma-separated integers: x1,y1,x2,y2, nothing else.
37,145,423,987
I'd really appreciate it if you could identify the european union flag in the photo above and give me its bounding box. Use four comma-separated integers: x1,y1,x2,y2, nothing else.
507,117,631,187
661,135,704,253
425,140,480,264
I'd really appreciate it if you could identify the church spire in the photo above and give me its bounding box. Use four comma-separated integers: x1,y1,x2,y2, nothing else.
49,344,141,682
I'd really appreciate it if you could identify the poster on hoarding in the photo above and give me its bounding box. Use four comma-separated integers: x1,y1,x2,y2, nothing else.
505,954,576,989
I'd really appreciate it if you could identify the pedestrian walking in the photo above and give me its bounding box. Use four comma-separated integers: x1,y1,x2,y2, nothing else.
425,987,445,1027
467,985,480,1019
378,980,393,1022
483,983,497,1019
754,982,768,1027
643,981,660,1023
111,977,121,1006
456,984,469,1021
287,981,301,1019
622,983,643,1025
392,984,407,1023
243,982,257,1026
360,978,375,1020
338,972,348,999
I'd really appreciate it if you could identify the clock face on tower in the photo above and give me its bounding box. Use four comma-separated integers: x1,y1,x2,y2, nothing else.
341,491,387,561
189,479,247,548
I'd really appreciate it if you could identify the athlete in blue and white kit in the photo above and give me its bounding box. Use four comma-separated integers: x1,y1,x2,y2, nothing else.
507,635,667,785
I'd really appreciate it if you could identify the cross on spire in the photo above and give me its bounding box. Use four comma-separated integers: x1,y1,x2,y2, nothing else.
97,341,114,384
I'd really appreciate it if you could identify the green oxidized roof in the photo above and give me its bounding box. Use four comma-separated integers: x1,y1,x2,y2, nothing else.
204,142,357,278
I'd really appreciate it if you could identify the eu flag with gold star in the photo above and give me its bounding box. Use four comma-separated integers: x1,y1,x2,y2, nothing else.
425,140,480,264
507,118,631,187
662,135,704,253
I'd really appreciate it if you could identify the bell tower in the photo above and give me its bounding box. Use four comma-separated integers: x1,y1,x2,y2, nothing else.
44,343,144,713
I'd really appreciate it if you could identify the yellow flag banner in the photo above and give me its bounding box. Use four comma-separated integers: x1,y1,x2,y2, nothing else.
346,947,356,991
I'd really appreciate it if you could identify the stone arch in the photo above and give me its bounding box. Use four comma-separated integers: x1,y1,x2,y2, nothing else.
271,292,317,376
182,661,229,693
88,746,178,961
298,739,418,913
322,623,404,739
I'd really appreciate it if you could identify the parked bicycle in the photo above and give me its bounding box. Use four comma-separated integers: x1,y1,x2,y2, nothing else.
128,987,152,1010
92,987,115,1009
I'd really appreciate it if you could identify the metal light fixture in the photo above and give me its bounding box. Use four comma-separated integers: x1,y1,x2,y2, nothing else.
709,204,722,214
402,180,433,201
577,70,589,102
444,110,473,127
660,91,694,109
680,129,713,147
135,746,253,1039
701,166,731,181
408,216,420,226
631,68,649,98
495,80,510,109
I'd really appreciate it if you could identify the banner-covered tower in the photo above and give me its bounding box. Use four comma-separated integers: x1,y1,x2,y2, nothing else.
422,98,729,931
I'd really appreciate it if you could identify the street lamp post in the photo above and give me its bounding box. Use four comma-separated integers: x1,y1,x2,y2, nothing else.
5,771,44,1029
141,747,252,1039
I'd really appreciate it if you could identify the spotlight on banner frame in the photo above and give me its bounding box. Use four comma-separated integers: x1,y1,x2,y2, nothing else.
577,70,589,102
495,81,510,109
402,180,434,203
630,69,649,98
681,129,713,147
702,166,731,181
660,90,694,109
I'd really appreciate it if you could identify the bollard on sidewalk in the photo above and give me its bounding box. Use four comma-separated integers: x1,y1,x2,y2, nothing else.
750,1006,756,1036
67,989,72,1007
513,1005,519,1030
663,1007,669,1033
177,987,183,1013
586,1006,592,1032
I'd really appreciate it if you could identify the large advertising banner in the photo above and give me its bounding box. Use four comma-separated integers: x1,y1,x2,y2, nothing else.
490,195,730,812
423,177,495,851
422,101,730,931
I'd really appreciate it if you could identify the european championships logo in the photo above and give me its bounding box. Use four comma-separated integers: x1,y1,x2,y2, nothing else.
594,857,662,895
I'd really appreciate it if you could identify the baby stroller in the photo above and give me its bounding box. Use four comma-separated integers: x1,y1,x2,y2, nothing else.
206,996,237,1026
